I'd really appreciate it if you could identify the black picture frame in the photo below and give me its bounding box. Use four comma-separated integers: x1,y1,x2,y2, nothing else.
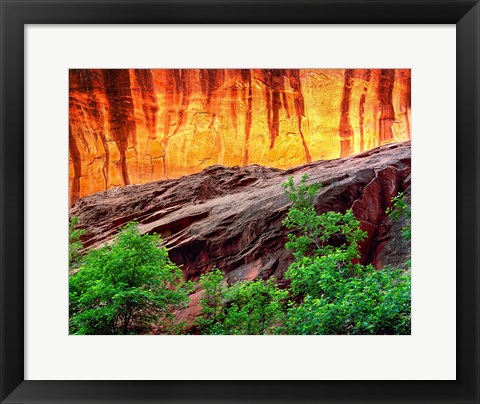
1,1,479,403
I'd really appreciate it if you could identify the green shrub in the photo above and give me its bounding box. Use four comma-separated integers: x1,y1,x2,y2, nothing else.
281,175,411,335
196,267,226,333
69,216,85,267
219,278,287,335
69,222,190,335
283,264,411,335
387,191,411,241
197,268,287,335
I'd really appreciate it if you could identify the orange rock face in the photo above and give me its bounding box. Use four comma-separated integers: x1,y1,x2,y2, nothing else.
69,69,411,205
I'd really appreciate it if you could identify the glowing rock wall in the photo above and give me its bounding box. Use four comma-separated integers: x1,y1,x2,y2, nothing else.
69,68,411,204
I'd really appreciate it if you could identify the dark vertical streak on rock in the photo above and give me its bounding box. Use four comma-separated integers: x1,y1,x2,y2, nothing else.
176,70,192,163
100,133,110,191
163,70,192,178
399,69,411,139
200,69,213,106
359,93,366,152
358,69,372,152
200,69,225,108
288,69,311,163
254,69,294,156
162,70,175,178
265,86,273,144
230,99,238,135
199,69,209,99
69,126,81,206
373,104,379,148
270,70,283,149
377,69,396,144
200,69,225,130
241,69,253,166
103,69,135,186
229,75,239,136
281,72,291,118
339,69,355,157
69,69,109,201
283,92,291,118
133,69,158,139
171,69,191,138
260,70,279,149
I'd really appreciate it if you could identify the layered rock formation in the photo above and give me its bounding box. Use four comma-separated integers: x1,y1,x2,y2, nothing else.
69,69,411,205
71,141,411,284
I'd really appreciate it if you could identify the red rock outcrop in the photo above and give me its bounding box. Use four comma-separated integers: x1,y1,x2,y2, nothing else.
69,69,411,205
71,141,411,283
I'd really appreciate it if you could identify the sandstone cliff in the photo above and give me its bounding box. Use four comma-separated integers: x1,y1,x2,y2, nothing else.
69,69,411,204
71,141,411,284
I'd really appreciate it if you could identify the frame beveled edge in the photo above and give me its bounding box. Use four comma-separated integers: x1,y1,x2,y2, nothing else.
0,1,478,403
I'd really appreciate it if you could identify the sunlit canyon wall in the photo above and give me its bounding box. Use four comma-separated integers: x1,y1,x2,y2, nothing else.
69,69,411,205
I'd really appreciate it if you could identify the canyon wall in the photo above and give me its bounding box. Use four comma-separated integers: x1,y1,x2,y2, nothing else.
69,69,411,204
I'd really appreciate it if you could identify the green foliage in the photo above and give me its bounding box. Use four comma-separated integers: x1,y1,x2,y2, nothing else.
387,192,411,241
280,175,411,335
69,216,85,267
69,222,190,335
282,174,322,211
282,175,366,262
283,265,411,335
197,267,226,333
197,268,287,335
219,279,288,335
282,175,367,297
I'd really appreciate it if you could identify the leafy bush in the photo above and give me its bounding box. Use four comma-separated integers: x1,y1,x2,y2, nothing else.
69,222,190,335
283,265,411,334
281,175,411,335
387,191,411,241
196,267,226,333
219,279,287,335
69,216,85,267
197,268,287,335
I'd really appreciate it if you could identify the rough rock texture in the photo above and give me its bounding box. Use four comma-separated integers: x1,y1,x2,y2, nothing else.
69,69,411,204
71,141,411,284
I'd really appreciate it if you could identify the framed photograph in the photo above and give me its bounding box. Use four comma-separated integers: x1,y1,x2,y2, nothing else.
1,0,479,403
